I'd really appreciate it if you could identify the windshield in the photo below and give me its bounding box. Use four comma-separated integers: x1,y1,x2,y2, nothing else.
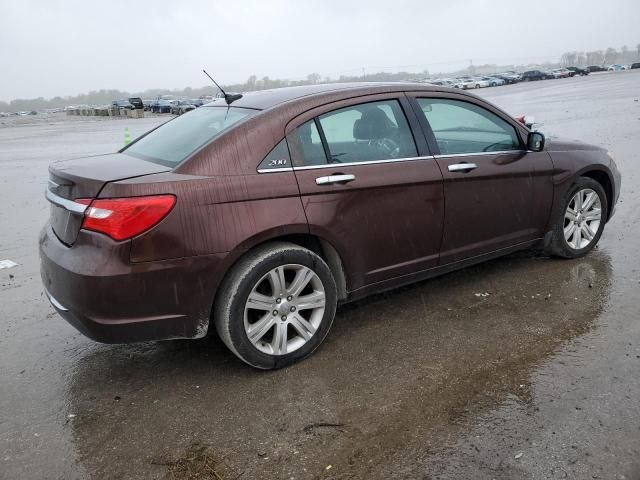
124,106,257,166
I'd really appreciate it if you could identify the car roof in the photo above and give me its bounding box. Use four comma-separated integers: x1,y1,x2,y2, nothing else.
201,82,452,111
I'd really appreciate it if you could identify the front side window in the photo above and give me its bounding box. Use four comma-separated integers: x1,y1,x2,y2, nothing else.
124,106,257,166
416,98,521,155
317,100,417,164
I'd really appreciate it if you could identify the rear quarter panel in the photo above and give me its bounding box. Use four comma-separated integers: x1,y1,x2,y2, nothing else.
99,171,308,263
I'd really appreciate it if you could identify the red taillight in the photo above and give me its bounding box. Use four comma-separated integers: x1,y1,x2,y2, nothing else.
75,195,176,241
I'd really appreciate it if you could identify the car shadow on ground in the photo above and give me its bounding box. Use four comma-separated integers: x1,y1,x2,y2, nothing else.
62,249,612,479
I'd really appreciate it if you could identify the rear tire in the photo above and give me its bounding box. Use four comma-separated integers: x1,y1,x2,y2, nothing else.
546,177,608,259
214,242,337,369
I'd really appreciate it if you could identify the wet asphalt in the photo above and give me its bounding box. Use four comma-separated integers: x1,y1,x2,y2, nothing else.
1,71,639,480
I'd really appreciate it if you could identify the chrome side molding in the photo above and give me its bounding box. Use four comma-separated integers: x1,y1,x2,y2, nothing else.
45,289,69,312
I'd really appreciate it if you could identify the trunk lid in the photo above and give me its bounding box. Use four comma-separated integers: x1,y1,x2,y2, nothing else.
46,153,170,245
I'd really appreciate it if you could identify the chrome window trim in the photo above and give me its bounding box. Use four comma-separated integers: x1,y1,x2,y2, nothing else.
257,166,295,173
257,155,435,173
433,149,524,159
294,156,435,170
256,150,527,173
45,188,88,214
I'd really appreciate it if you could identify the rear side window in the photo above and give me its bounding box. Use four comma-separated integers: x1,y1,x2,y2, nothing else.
124,106,257,167
257,139,291,171
317,100,417,164
416,98,520,155
295,119,327,166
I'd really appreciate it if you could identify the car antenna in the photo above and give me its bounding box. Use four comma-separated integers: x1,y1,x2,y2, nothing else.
202,69,243,105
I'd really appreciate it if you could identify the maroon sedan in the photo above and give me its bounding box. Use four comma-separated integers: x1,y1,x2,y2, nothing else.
40,83,621,368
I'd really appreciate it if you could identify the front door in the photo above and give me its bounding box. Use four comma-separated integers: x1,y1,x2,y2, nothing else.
409,94,553,264
287,95,444,291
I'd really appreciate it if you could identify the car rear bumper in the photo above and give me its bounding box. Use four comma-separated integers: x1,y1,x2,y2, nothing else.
39,224,225,343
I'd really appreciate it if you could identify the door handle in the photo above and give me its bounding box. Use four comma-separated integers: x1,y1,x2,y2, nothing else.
315,174,356,185
448,163,478,172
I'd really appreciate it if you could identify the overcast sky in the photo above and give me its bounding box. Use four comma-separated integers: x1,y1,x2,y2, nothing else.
1,0,638,101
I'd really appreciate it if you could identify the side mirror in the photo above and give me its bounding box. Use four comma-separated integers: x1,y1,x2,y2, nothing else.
527,131,545,152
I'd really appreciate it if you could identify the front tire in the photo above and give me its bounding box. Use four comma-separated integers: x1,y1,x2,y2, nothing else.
214,242,337,369
547,177,608,258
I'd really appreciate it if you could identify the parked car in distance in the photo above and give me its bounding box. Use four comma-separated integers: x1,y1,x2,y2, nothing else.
151,99,172,113
452,77,476,89
522,70,552,81
128,97,144,110
501,71,522,82
470,77,491,88
112,99,134,110
586,65,606,72
142,99,155,111
189,98,206,107
170,100,196,115
483,76,505,86
550,68,572,78
493,73,518,84
40,82,621,369
428,79,453,86
566,67,589,76
631,63,640,70
608,64,625,71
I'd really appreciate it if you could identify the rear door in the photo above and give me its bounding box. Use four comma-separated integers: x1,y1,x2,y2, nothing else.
408,92,553,264
286,94,444,291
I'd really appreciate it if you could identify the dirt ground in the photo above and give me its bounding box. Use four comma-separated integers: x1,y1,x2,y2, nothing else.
1,71,639,480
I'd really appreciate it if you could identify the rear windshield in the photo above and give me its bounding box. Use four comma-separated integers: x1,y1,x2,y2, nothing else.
123,106,257,166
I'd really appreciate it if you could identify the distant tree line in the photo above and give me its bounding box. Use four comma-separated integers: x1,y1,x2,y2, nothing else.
2,43,638,113
559,44,640,68
0,70,429,112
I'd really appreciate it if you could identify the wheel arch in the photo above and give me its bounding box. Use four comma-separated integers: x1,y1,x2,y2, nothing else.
261,233,348,301
217,230,349,306
579,169,614,222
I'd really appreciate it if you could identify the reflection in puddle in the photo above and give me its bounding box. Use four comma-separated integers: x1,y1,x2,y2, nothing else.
65,250,612,479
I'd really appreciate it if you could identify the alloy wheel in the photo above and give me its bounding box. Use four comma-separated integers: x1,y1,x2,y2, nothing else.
563,188,602,250
244,264,326,355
